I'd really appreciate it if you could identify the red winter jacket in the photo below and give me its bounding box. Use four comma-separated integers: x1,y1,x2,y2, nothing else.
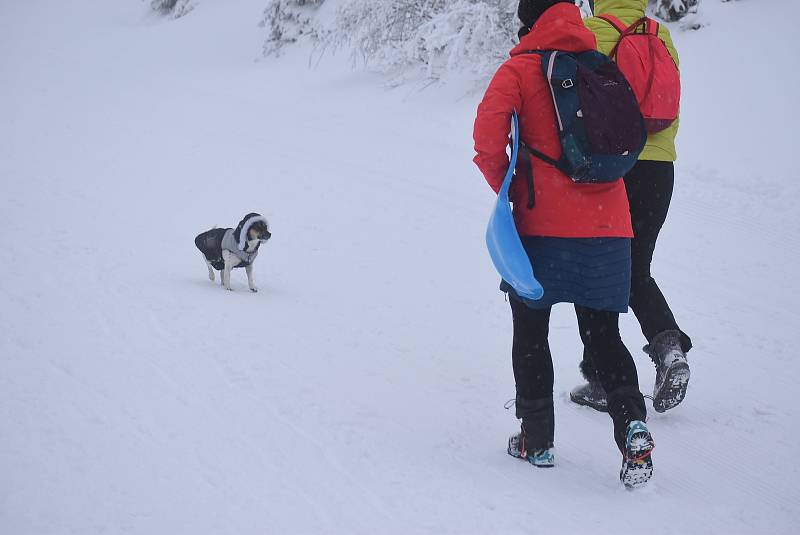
473,3,633,239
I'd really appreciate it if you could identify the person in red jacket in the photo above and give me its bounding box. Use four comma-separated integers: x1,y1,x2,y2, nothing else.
473,0,654,487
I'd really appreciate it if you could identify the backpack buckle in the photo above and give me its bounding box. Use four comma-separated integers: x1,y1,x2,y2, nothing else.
562,79,574,89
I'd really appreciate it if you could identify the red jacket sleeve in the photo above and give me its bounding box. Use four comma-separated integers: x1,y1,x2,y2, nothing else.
473,61,523,194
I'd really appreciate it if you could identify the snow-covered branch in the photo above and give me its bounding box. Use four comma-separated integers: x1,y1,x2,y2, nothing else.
261,0,326,56
150,0,196,18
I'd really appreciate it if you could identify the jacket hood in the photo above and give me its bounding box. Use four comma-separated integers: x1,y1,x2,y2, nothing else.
233,213,269,251
511,2,595,56
594,0,647,16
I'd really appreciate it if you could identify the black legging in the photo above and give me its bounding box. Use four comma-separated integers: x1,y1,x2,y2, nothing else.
580,160,691,382
625,160,691,350
511,298,646,451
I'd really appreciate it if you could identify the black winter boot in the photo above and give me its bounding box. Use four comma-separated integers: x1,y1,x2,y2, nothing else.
569,355,608,412
645,330,691,413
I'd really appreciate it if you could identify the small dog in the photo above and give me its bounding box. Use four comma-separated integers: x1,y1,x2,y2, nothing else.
195,213,271,292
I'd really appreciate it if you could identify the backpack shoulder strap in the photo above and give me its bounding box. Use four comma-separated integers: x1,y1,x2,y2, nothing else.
599,14,652,36
596,14,625,33
645,17,660,36
599,15,651,58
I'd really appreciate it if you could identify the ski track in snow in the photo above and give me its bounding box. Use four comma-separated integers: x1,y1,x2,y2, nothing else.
1,0,798,533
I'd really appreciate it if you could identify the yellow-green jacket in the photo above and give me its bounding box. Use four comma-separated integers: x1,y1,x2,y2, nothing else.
586,0,680,162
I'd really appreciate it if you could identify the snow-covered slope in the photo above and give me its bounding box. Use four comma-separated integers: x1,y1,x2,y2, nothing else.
1,1,798,533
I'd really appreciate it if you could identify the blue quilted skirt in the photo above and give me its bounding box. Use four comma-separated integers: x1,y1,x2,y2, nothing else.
500,237,632,313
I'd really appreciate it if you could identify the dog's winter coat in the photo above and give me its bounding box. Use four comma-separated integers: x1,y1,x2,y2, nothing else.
195,213,268,270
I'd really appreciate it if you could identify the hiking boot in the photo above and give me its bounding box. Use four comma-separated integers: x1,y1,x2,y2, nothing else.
645,330,690,413
569,381,609,413
508,428,555,468
619,420,655,489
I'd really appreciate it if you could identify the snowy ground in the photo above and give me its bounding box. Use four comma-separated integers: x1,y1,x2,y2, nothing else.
1,0,798,533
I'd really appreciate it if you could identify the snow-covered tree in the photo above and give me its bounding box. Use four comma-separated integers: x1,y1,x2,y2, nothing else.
318,0,517,79
261,0,326,56
151,0,195,18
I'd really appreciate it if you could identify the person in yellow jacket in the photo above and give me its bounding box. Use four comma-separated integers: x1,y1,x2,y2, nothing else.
570,0,693,414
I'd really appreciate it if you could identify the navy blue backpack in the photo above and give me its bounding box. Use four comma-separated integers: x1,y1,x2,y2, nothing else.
515,49,647,208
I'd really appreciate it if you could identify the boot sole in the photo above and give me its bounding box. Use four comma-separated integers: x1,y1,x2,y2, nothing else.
620,431,655,489
653,362,690,413
569,392,609,413
621,454,653,489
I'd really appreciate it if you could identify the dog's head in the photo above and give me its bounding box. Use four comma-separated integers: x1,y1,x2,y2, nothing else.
235,213,272,251
248,219,271,243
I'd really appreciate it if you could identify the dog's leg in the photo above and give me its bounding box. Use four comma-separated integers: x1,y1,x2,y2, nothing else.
222,250,232,290
205,260,215,282
245,264,258,293
223,265,232,290
222,250,239,291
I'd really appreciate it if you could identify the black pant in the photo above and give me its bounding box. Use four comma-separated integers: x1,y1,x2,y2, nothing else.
626,160,691,350
511,298,646,452
581,161,691,382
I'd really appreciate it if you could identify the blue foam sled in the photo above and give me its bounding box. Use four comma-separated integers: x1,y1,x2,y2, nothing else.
485,112,544,301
